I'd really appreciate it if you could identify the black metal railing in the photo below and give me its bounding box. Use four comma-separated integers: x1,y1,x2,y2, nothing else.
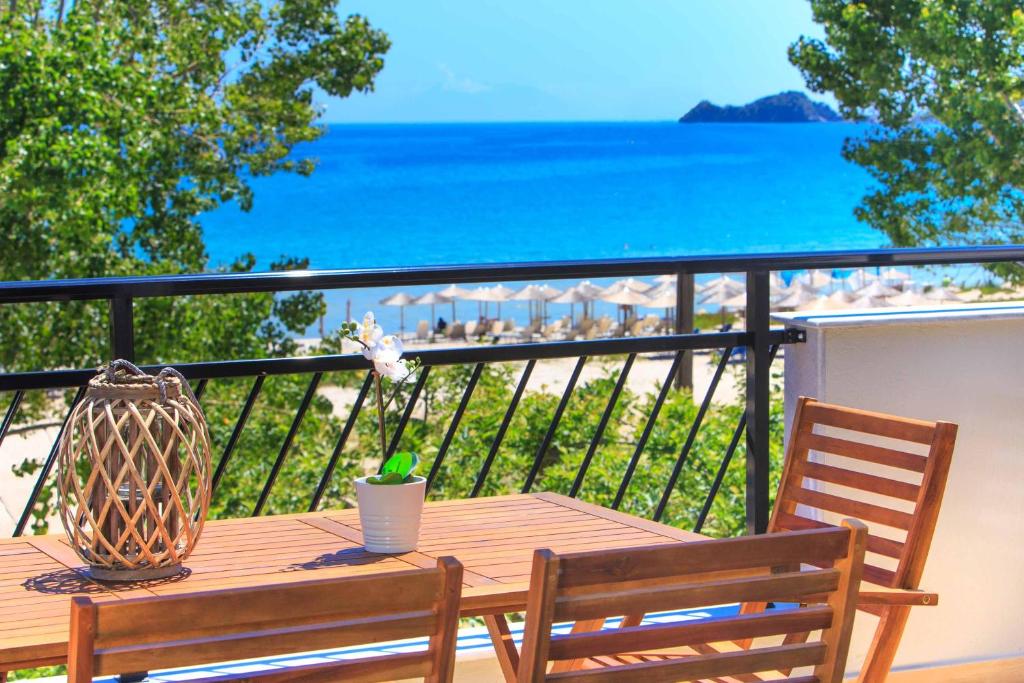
1,245,1022,539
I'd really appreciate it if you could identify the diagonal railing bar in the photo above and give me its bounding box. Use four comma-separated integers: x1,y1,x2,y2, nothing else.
522,356,587,493
252,372,323,516
211,375,265,495
426,363,485,494
612,351,684,509
471,359,536,498
693,345,779,534
569,353,637,498
385,365,432,460
653,346,734,522
0,390,24,453
308,371,373,512
193,378,208,402
14,385,85,537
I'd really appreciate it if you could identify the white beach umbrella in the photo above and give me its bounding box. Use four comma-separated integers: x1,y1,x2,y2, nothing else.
654,274,677,284
923,286,965,303
845,268,879,290
850,294,894,309
436,285,469,320
719,292,747,309
824,289,856,309
796,269,835,290
644,281,675,300
604,277,654,295
601,285,652,306
536,284,563,300
380,291,415,334
512,284,546,301
551,286,591,323
644,288,677,309
880,267,912,283
774,287,818,310
856,280,900,298
698,275,744,296
803,295,833,311
414,291,451,328
887,290,928,306
574,280,604,319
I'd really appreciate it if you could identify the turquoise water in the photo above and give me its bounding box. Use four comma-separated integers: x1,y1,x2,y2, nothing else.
200,122,883,332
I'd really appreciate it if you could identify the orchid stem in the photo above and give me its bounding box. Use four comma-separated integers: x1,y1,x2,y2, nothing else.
373,371,388,464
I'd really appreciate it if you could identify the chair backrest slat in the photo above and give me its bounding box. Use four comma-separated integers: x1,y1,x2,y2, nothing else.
68,557,463,683
518,523,867,683
772,397,957,592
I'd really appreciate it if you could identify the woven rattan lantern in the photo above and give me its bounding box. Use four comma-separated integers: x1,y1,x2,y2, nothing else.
58,361,212,580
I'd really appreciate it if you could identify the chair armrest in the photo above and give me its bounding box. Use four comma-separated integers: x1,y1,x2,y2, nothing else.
858,586,938,607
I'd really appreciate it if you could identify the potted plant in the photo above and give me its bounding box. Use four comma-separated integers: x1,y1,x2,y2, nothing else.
340,312,425,553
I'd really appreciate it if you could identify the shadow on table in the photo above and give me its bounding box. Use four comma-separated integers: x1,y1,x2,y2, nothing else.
285,546,392,572
23,567,193,594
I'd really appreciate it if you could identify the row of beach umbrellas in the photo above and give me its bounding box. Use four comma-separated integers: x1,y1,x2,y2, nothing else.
378,268,964,333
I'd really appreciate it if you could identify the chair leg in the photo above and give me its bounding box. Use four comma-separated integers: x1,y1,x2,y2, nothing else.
484,614,520,683
859,606,912,683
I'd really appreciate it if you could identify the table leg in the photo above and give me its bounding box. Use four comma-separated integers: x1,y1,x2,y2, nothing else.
484,614,519,683
549,619,606,673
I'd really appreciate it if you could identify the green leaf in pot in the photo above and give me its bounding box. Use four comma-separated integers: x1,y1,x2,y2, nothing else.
381,452,419,479
366,471,406,485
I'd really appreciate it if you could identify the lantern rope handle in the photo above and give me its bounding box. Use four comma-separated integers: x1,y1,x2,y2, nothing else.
103,359,205,417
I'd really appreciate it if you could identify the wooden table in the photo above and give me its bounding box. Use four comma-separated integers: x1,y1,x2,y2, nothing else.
0,492,707,679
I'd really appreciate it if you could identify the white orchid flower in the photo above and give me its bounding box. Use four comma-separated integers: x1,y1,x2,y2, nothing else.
374,358,415,381
354,311,384,359
372,334,403,363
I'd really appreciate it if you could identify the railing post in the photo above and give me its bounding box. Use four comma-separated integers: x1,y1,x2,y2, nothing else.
109,295,135,362
745,270,771,534
674,271,694,390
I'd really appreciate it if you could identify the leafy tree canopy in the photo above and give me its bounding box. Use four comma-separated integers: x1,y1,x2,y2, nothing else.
791,0,1024,277
0,0,388,370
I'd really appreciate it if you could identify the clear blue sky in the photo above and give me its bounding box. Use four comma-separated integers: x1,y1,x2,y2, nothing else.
323,0,827,123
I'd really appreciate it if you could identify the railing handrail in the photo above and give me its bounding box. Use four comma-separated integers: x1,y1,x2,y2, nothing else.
0,245,1022,303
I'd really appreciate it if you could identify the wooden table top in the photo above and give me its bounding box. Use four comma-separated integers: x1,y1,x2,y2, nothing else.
0,492,707,672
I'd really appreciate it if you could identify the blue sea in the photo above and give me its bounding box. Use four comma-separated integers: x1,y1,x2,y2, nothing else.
200,122,882,333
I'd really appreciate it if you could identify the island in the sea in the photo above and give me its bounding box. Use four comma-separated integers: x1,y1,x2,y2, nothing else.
679,91,841,123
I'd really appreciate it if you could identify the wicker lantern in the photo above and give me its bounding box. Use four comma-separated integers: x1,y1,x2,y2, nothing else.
57,361,212,580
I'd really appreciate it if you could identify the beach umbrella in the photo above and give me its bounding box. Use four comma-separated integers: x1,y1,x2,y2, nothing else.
698,275,744,296
888,290,928,306
880,267,912,284
512,284,554,324
604,277,654,295
845,268,879,290
849,294,893,309
437,284,470,320
804,295,833,311
856,280,900,298
575,280,604,319
645,281,676,300
413,291,451,328
824,289,856,309
644,287,677,309
796,269,836,290
770,272,786,289
551,286,591,323
602,285,651,324
380,291,415,335
467,285,513,318
774,287,818,310
601,285,652,306
654,274,677,284
923,286,965,303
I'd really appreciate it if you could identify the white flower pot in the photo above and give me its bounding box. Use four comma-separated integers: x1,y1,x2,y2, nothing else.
354,475,426,553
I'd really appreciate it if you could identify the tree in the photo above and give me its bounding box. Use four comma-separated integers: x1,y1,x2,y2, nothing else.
790,0,1024,278
0,0,389,370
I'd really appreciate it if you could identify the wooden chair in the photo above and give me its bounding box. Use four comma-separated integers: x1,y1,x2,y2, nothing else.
759,396,957,682
67,557,463,683
517,522,867,682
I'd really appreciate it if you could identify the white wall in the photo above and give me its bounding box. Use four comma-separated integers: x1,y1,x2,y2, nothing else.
775,303,1024,675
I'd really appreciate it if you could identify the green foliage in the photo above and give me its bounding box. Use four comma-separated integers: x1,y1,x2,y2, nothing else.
0,0,387,374
791,0,1024,279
